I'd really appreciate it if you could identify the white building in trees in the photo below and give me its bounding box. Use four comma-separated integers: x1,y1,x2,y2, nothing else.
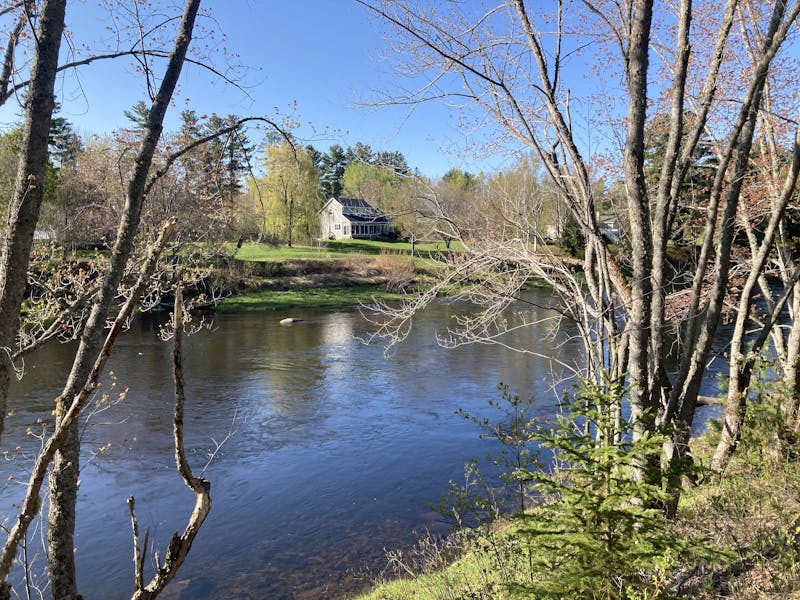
319,197,392,240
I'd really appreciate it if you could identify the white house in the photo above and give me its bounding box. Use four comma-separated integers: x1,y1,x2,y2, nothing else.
319,197,392,240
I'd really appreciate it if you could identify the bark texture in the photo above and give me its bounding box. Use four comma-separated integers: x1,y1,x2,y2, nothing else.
0,0,66,445
623,0,655,433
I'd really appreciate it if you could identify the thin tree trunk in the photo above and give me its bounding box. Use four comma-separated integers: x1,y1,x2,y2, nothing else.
673,0,798,438
0,0,66,446
651,0,692,434
0,222,175,597
709,1,798,472
713,196,800,469
46,3,202,598
129,289,211,600
783,289,800,430
624,0,655,439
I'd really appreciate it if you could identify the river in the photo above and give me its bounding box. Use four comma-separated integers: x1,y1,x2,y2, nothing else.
0,292,722,599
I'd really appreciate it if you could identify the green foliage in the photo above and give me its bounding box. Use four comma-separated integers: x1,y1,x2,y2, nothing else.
643,111,714,245
342,160,404,209
513,380,722,599
48,113,82,168
442,167,480,193
0,127,23,222
234,239,462,263
309,142,409,201
559,212,585,256
123,100,150,132
677,365,800,598
319,143,347,198
255,142,322,244
0,119,81,240
175,110,253,240
217,285,402,312
738,359,788,459
436,380,723,600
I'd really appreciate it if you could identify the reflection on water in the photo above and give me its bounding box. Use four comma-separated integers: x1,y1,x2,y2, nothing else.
1,293,591,599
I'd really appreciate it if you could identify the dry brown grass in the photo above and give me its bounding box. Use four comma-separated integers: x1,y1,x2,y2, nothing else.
367,253,416,293
678,428,800,598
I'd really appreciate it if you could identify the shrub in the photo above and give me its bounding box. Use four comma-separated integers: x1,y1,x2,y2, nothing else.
443,380,724,599
371,253,415,293
510,380,723,599
558,213,585,256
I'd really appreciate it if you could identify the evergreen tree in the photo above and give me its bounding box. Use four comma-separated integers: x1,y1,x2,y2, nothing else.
122,100,150,133
442,167,479,192
48,110,82,168
559,213,585,257
319,143,347,199
174,110,252,238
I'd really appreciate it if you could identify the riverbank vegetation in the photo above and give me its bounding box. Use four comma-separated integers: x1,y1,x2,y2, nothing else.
217,285,404,313
1,0,800,598
352,0,800,598
358,377,800,599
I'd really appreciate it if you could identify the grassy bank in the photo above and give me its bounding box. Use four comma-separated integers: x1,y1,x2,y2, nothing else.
355,401,800,600
217,285,405,312
209,240,447,313
234,239,464,262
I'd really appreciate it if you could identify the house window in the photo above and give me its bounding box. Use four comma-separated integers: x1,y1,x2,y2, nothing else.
335,223,341,230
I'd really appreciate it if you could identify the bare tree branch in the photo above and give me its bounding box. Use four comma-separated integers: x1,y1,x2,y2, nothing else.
130,287,211,600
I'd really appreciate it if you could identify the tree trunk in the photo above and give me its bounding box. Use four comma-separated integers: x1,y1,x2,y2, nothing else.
47,2,202,597
624,0,655,441
783,288,800,430
672,0,798,454
0,0,66,445
288,196,294,247
709,0,798,472
651,0,692,436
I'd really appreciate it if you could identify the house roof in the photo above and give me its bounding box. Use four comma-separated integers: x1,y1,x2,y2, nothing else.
328,197,389,223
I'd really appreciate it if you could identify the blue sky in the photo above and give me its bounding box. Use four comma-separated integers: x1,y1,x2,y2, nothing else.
0,1,502,178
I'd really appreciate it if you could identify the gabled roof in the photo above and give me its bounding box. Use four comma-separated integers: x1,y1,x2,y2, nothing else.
338,197,374,210
325,197,389,223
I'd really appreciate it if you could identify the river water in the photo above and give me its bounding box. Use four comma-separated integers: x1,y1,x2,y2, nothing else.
0,293,721,599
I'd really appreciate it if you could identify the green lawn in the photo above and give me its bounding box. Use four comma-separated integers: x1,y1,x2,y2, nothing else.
234,239,464,262
217,285,404,312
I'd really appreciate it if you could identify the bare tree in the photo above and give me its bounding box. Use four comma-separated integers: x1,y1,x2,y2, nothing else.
44,3,203,596
128,289,211,600
0,2,294,598
0,220,176,598
359,0,800,501
708,0,800,468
